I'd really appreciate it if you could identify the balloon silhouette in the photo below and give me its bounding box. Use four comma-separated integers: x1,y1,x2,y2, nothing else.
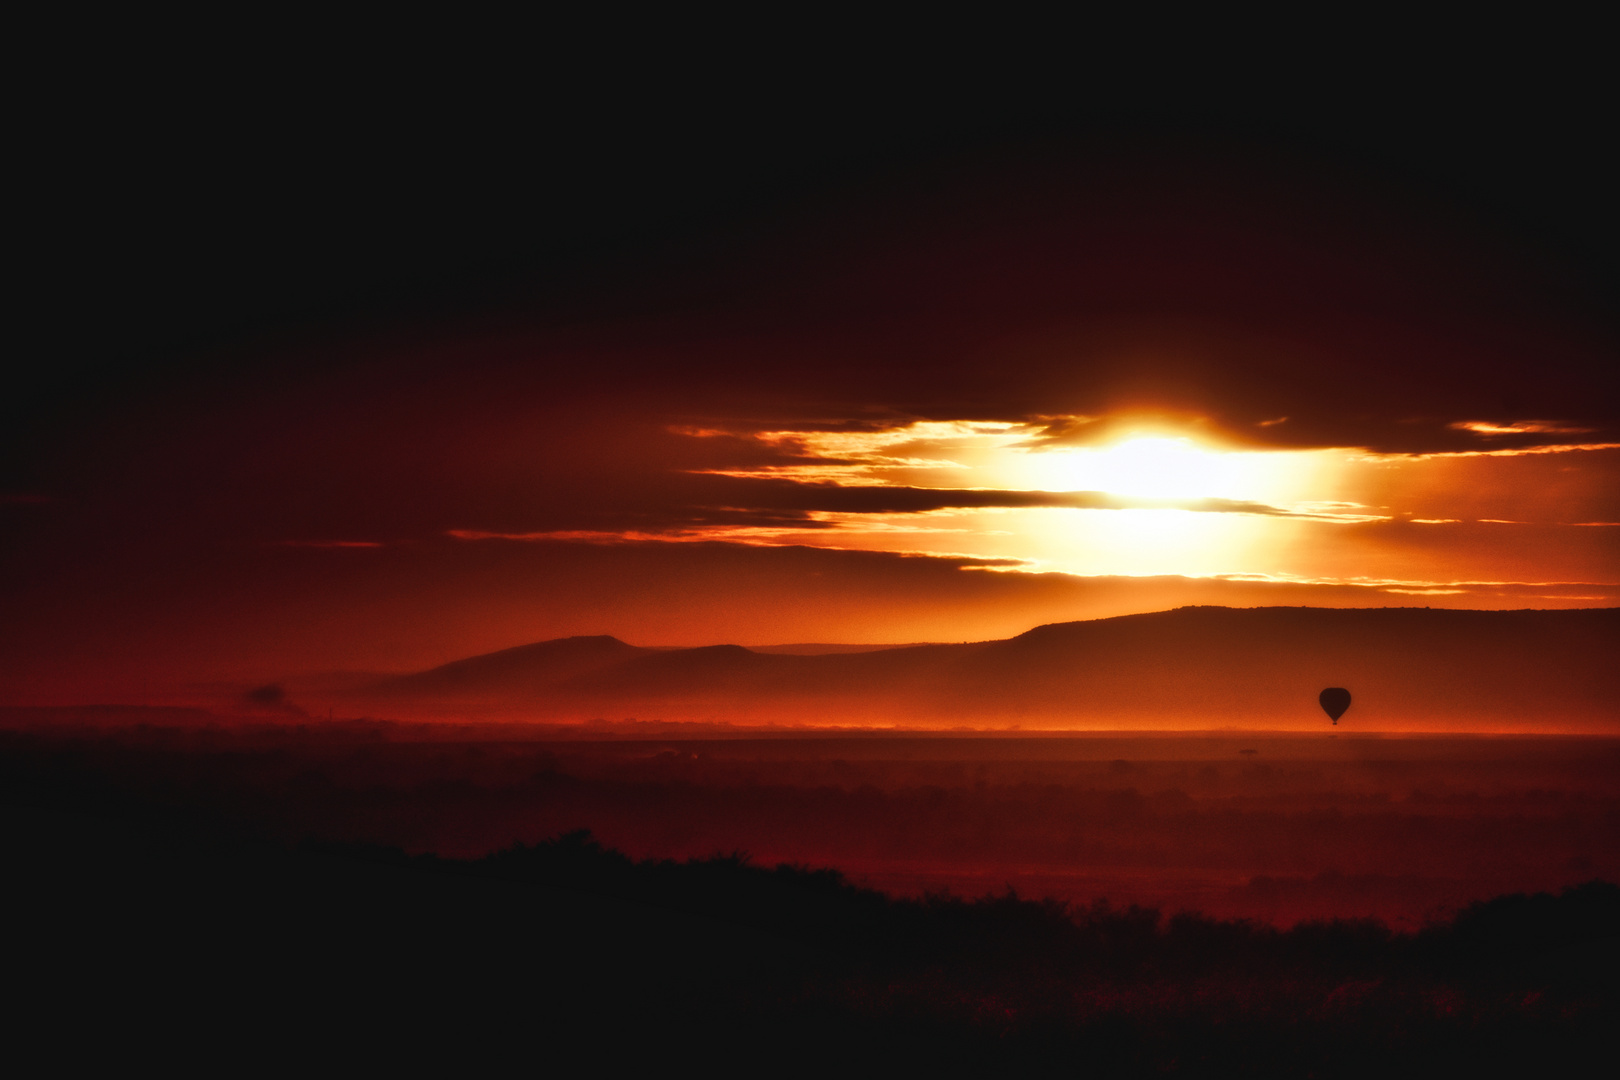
1319,687,1351,724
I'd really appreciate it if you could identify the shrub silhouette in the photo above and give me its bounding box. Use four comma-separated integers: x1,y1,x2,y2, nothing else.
297,829,1616,1073
7,727,1616,1075
318,829,1620,987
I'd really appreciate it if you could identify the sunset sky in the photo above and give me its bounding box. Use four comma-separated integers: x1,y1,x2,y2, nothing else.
11,36,1620,1080
5,48,1616,702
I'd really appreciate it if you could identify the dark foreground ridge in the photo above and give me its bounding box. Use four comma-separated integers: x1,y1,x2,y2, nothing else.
7,793,1615,1076
353,829,1620,983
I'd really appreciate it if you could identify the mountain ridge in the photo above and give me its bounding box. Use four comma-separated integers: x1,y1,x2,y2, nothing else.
357,607,1619,731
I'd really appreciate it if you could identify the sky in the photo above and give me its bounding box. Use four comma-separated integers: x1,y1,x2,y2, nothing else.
4,36,1616,701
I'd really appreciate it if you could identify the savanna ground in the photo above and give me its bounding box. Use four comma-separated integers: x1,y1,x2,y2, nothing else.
3,710,1616,1074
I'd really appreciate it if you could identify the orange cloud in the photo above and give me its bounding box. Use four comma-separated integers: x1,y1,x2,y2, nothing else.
1450,420,1598,436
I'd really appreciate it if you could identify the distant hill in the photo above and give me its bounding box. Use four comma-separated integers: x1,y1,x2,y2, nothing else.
374,635,646,697
357,607,1620,731
747,643,946,655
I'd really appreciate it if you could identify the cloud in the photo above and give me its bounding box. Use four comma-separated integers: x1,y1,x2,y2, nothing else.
1450,420,1599,436
447,528,1031,563
1382,587,1467,595
1366,442,1620,461
448,526,842,546
275,540,386,549
441,527,1619,606
445,479,1337,554
700,481,1303,517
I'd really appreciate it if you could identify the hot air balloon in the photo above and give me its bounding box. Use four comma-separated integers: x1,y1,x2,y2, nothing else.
1319,687,1351,724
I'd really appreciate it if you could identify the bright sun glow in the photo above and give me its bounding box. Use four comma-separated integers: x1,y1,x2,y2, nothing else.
1006,436,1348,575
670,418,1620,593
1063,437,1229,500
694,420,1362,578
1007,435,1335,508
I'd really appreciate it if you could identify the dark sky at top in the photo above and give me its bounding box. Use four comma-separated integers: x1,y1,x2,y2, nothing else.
13,20,1617,455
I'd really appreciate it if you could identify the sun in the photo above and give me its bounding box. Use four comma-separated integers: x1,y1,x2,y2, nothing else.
982,428,1340,509
1017,436,1250,501
1068,437,1233,500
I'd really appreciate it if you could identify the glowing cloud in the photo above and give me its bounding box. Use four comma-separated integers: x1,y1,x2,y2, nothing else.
1451,420,1598,436
653,416,1618,591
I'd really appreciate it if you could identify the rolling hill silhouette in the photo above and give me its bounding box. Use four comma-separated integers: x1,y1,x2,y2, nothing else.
375,634,646,697
360,606,1619,730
